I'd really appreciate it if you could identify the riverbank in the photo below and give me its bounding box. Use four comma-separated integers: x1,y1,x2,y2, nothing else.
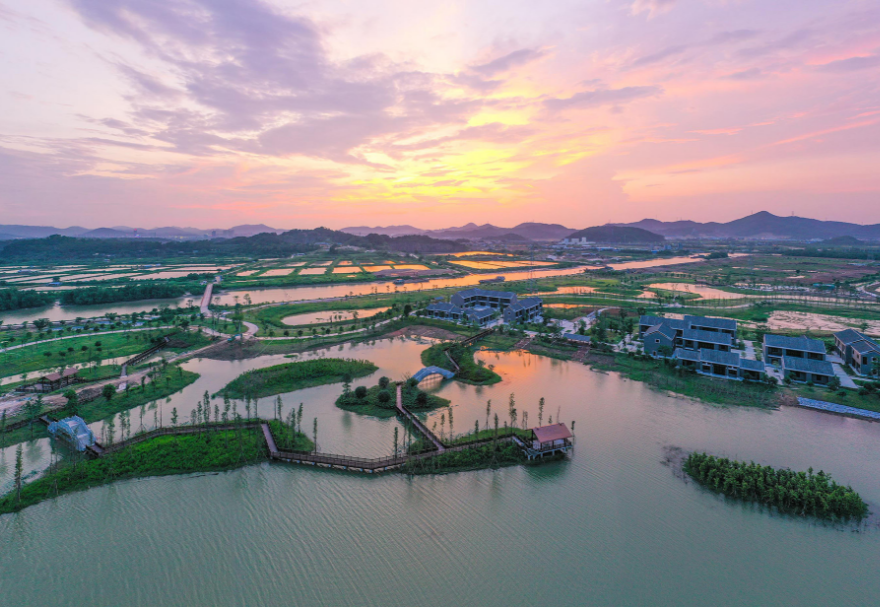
0,427,267,514
1,368,201,449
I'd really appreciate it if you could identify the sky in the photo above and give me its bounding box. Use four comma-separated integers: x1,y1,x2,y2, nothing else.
1,0,879,230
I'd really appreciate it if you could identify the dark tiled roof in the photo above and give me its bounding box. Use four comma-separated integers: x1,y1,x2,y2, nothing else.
698,348,741,366
427,302,461,314
782,356,834,376
834,328,869,345
645,324,676,340
465,307,495,320
640,315,686,330
740,359,766,372
684,314,737,331
563,333,592,343
851,340,880,354
764,334,826,354
681,328,733,346
673,348,701,362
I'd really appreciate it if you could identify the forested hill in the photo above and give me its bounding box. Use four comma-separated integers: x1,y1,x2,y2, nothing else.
0,228,467,261
567,225,665,244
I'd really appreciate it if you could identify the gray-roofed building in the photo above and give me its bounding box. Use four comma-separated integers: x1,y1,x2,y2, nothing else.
503,297,543,324
562,333,592,344
674,348,764,381
639,314,737,341
464,307,496,327
851,340,880,377
684,314,737,337
781,356,835,385
644,323,677,357
425,302,463,321
679,328,732,352
763,334,827,365
639,315,686,337
451,288,518,310
833,329,880,376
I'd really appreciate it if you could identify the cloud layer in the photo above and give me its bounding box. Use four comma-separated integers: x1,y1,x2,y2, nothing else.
0,0,878,228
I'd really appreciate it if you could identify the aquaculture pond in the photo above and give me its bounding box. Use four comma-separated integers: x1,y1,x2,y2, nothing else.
3,337,878,607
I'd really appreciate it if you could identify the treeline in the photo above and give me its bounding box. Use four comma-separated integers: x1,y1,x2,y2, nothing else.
785,248,880,260
0,228,466,261
0,288,55,312
59,284,189,306
684,452,868,520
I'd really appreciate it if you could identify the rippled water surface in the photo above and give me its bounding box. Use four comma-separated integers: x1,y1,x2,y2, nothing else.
2,337,879,607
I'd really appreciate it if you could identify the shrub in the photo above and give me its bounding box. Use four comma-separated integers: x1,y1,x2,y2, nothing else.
354,386,367,399
416,392,428,407
377,390,391,404
379,376,390,389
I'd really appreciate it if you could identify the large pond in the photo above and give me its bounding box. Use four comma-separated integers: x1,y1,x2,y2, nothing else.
2,338,879,606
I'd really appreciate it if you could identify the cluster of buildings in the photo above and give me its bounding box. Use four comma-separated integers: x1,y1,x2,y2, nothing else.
638,313,850,385
424,288,543,327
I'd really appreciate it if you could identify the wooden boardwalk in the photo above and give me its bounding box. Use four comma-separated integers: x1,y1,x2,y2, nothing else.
394,383,445,452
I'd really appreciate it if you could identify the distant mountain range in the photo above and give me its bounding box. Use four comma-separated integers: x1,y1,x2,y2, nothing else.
0,224,283,241
340,222,576,241
3,212,880,244
611,212,880,241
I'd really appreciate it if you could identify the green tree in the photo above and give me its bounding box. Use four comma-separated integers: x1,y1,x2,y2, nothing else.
14,445,23,506
102,383,116,402
63,389,79,416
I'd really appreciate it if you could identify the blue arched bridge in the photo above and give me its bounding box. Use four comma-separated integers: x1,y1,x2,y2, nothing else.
412,366,456,383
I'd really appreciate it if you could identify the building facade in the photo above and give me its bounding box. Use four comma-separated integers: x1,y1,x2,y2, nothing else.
763,334,826,366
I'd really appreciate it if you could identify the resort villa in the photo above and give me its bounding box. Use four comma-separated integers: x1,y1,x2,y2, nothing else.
762,335,827,366
833,329,880,377
639,314,737,357
425,289,543,327
673,349,765,381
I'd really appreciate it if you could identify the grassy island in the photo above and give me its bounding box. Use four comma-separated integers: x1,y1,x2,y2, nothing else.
336,377,449,418
420,343,502,385
0,427,268,514
683,452,868,520
217,358,377,399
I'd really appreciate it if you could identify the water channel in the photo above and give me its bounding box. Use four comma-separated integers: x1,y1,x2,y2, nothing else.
1,337,879,606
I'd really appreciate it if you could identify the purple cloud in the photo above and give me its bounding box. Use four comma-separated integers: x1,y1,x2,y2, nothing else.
545,86,663,111
814,55,880,73
470,48,547,77
64,0,480,162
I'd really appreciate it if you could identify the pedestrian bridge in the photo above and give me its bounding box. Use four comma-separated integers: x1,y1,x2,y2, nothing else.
412,366,455,383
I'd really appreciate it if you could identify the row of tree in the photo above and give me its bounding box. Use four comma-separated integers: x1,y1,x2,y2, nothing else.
684,452,868,520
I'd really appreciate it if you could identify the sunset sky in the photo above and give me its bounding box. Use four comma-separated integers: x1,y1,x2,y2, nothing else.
1,0,879,229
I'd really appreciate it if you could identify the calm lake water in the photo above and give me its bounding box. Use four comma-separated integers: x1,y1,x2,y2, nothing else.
1,337,879,606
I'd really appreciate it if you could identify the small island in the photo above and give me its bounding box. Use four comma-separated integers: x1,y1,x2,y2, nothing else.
217,358,377,399
420,343,501,385
683,452,868,520
335,376,449,418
